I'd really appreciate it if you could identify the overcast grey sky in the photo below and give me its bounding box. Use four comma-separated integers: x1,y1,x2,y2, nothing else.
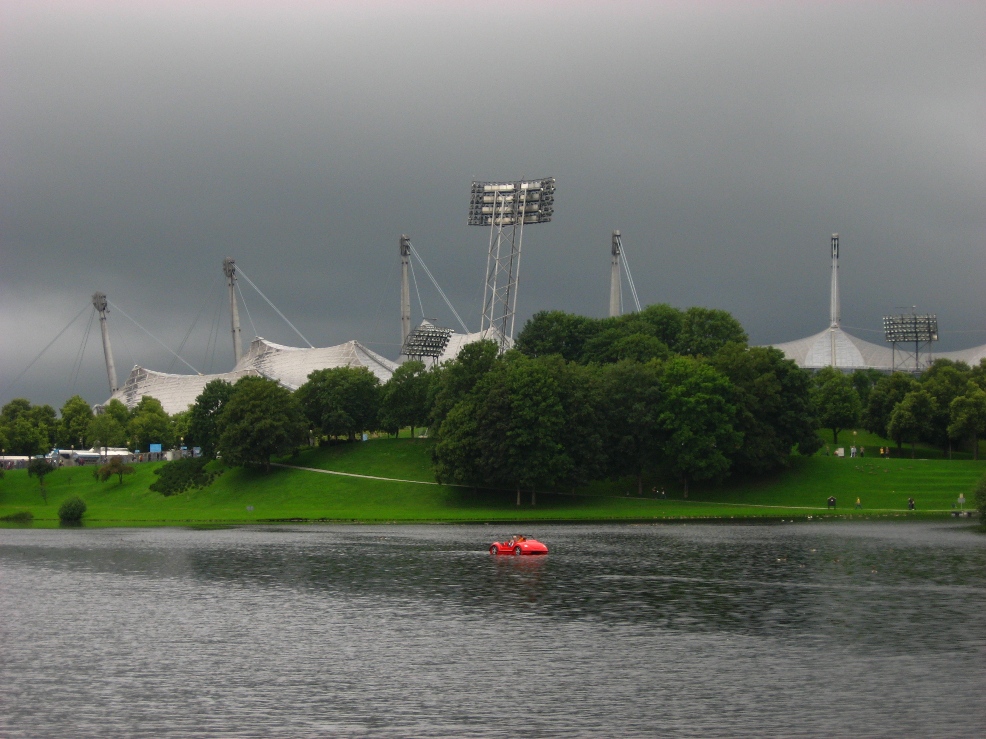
2,1,984,410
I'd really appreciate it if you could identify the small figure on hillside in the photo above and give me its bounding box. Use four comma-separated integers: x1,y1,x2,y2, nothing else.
827,496,837,510
908,497,915,510
860,447,865,458
825,445,831,456
958,493,966,510
855,497,862,509
661,489,667,499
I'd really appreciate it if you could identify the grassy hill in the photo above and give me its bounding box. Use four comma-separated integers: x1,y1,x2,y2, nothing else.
1,437,983,527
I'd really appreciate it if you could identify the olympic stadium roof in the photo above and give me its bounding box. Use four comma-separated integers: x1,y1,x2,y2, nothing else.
770,327,902,371
103,336,398,415
398,321,509,367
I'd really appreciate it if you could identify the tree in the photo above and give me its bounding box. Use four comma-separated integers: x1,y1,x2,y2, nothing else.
887,390,937,457
712,344,821,474
87,411,128,451
428,339,500,431
96,456,137,484
596,360,664,495
812,367,861,445
27,458,57,504
863,372,918,438
920,359,971,452
657,356,740,495
1,399,57,455
56,395,94,449
514,310,599,361
379,361,431,438
128,396,174,452
5,417,50,456
187,379,234,459
433,353,572,505
296,366,381,442
217,376,307,471
948,386,986,460
674,307,748,357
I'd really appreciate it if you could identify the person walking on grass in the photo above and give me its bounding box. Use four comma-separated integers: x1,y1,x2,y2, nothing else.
855,497,862,509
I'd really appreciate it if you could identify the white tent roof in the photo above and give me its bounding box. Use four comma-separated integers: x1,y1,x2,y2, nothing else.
104,336,399,415
770,327,906,371
399,321,509,368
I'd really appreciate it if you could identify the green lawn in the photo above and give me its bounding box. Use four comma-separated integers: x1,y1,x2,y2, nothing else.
1,437,982,526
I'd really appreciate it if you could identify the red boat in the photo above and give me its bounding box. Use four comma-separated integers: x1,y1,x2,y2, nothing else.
489,535,548,556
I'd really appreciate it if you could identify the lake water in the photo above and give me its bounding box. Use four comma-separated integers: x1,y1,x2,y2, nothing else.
1,522,984,737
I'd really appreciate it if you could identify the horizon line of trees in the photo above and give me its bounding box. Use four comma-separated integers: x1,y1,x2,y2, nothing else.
8,303,980,495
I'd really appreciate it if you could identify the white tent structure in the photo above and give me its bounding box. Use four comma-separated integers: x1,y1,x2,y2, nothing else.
105,337,398,416
770,234,912,371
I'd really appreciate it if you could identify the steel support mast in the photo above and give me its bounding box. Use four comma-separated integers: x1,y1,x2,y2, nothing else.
609,230,622,317
829,234,840,366
223,257,243,364
92,292,118,394
400,234,411,346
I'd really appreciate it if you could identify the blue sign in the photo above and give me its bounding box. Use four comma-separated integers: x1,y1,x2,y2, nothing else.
149,443,163,453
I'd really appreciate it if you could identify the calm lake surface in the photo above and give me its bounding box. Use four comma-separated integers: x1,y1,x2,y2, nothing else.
1,522,984,737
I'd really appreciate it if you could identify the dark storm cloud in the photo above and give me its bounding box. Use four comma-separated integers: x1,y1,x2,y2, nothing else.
1,1,983,409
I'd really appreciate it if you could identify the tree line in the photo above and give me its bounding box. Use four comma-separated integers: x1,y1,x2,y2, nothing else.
23,302,984,498
813,359,986,458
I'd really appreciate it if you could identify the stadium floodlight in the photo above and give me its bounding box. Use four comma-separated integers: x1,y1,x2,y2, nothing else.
883,312,938,372
401,323,454,361
882,314,938,343
469,177,556,347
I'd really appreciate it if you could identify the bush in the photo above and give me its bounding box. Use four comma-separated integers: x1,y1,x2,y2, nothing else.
58,496,87,524
0,511,33,523
149,457,219,496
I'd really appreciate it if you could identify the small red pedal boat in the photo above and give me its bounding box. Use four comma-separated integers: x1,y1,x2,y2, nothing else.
489,535,548,556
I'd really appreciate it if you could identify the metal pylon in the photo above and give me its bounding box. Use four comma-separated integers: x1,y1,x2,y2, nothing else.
480,188,529,345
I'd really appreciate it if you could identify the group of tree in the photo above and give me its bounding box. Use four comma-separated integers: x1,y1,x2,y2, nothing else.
0,394,177,456
813,359,986,458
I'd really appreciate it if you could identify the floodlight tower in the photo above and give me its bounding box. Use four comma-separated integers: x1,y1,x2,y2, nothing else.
610,230,623,317
828,233,840,366
400,235,411,346
469,177,556,347
92,292,119,394
223,257,243,364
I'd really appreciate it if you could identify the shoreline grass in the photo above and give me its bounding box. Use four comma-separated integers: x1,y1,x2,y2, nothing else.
1,437,982,528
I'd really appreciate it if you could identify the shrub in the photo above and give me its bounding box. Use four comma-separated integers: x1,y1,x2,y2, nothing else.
975,474,986,525
58,497,87,524
149,457,219,496
0,511,33,523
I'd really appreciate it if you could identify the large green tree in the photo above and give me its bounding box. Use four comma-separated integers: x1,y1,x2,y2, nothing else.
712,345,821,474
920,359,971,451
948,386,986,460
514,310,600,361
887,389,937,457
217,376,307,471
1,399,57,452
56,395,94,449
433,353,572,505
87,409,128,450
297,366,381,442
128,396,174,452
812,367,861,445
428,339,500,431
674,306,748,357
187,379,234,458
379,361,431,438
862,372,919,438
596,360,664,495
657,356,740,495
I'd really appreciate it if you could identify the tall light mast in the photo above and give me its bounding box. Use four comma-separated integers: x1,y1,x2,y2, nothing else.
829,234,840,366
92,292,118,393
223,257,243,364
609,230,622,317
468,177,555,348
400,234,411,346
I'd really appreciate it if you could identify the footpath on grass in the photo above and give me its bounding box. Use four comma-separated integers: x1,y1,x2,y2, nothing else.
1,439,983,526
